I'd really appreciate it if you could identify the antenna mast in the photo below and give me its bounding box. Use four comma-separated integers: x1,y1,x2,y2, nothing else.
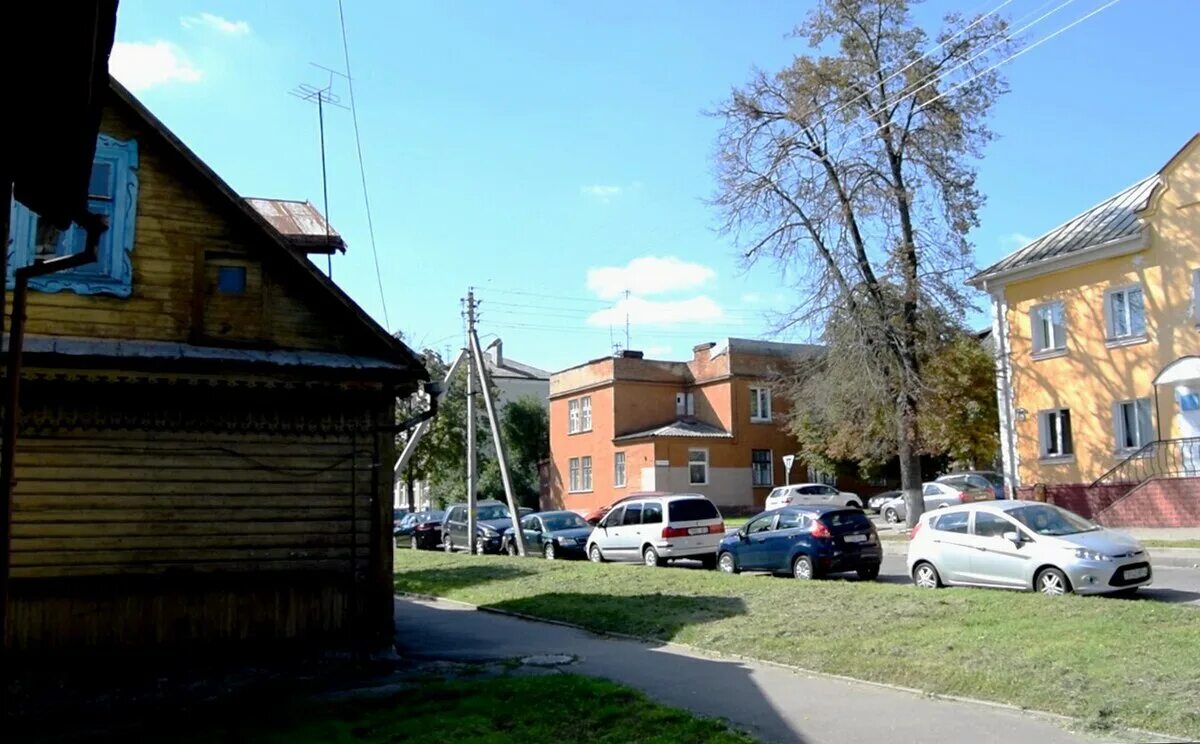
289,65,348,277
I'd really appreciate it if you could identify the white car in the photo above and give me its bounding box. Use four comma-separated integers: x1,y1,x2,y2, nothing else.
764,483,862,510
907,500,1153,596
586,493,724,568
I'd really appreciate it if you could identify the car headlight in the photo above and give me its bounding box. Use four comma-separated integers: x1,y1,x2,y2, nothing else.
556,536,575,545
479,526,498,537
1072,548,1113,562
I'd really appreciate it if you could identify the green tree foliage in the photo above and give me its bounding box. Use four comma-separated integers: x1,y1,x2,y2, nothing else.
918,333,999,469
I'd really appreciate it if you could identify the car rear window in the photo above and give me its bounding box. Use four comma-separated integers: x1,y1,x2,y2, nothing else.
821,510,872,531
668,498,719,522
933,511,969,534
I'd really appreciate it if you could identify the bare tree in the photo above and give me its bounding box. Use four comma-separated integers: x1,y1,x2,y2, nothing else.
712,0,1010,526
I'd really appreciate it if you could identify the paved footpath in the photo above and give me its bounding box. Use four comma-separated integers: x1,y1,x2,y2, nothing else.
395,596,1144,744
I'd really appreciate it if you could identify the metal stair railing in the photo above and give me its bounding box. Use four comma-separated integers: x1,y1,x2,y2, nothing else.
1090,437,1200,488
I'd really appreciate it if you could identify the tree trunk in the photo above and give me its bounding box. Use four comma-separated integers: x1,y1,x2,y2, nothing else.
406,466,416,513
898,402,924,529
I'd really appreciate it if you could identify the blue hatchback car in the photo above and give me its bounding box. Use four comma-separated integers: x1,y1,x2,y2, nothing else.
716,505,882,580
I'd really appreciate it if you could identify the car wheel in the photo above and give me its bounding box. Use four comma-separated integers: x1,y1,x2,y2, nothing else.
847,500,862,509
856,564,880,581
410,535,419,551
544,542,556,560
913,561,941,588
1035,567,1071,596
884,508,900,524
717,551,739,574
643,546,665,568
506,541,518,557
588,544,605,563
792,554,814,580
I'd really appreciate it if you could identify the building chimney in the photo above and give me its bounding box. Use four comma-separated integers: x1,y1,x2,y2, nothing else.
621,350,644,359
692,341,716,361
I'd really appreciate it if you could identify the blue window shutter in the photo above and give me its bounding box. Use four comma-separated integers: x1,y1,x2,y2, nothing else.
8,134,138,296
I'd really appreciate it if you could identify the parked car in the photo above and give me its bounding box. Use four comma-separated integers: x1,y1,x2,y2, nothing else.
866,490,901,513
717,505,882,580
936,471,1006,500
394,510,415,536
907,501,1153,596
764,483,863,510
586,493,724,568
442,500,518,554
583,492,668,525
502,510,593,559
880,482,992,523
397,509,445,550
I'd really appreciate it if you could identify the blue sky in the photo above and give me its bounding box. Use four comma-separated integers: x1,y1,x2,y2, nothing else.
112,0,1200,372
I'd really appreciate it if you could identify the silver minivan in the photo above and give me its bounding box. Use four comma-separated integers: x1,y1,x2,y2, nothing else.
907,501,1152,596
586,493,724,568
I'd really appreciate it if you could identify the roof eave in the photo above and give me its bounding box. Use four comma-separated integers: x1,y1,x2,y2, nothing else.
968,231,1146,293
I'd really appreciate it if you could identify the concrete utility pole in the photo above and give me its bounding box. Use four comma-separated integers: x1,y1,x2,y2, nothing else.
465,291,478,554
470,330,528,557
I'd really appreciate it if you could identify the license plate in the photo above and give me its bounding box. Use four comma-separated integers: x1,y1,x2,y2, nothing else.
843,534,868,543
1124,567,1149,580
688,527,708,535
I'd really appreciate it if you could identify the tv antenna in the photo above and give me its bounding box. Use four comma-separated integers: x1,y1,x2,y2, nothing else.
289,64,349,276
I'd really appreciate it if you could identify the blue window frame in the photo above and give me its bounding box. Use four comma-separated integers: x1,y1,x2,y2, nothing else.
6,135,139,297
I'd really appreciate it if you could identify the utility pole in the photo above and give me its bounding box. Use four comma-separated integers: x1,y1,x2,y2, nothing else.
464,291,479,555
470,330,528,557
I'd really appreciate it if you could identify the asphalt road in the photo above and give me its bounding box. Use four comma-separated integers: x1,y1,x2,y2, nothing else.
395,596,1131,744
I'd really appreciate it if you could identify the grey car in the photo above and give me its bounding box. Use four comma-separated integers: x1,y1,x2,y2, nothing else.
907,501,1152,596
936,471,1005,500
880,482,990,523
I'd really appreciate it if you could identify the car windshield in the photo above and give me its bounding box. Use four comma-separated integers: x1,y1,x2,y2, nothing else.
418,512,444,524
542,513,589,531
477,505,511,521
1008,504,1099,536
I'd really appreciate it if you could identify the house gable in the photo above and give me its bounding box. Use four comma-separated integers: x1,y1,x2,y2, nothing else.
7,82,421,374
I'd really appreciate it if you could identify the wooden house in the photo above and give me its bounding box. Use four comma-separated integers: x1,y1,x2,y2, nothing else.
2,80,427,654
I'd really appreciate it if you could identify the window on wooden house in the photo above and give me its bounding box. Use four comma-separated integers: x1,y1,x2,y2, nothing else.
7,135,139,297
217,266,247,294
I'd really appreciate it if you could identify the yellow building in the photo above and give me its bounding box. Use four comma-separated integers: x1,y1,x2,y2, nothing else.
969,134,1200,526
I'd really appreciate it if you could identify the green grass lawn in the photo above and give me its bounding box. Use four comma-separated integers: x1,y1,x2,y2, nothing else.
395,550,1200,739
144,675,753,744
723,516,749,528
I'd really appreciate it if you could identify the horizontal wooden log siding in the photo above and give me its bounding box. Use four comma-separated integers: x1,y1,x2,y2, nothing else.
5,425,382,652
10,433,373,578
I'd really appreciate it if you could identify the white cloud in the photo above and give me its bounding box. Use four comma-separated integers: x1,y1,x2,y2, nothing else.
110,41,202,92
587,296,725,328
587,256,716,299
181,12,251,35
580,184,622,202
1001,232,1034,249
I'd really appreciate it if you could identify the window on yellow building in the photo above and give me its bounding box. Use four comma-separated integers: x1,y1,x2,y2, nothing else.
1115,399,1153,452
1038,409,1073,459
1105,285,1146,340
1031,302,1066,354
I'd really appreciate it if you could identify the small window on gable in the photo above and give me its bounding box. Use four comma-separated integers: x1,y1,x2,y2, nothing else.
7,135,139,297
217,266,247,294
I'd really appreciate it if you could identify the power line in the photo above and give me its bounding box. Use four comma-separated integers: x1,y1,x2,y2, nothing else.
337,0,390,331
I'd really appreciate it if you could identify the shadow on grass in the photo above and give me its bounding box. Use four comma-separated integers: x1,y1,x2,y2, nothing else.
393,564,535,594
487,592,747,642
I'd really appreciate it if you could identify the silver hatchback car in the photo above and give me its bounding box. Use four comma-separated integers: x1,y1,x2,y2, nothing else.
907,501,1152,596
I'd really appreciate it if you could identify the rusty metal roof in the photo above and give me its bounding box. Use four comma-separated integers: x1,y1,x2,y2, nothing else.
245,198,346,254
972,175,1159,283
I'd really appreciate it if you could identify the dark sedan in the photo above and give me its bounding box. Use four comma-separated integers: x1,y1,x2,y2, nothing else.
396,510,445,550
503,510,593,559
716,505,882,580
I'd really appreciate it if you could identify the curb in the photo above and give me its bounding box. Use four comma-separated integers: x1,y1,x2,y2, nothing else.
396,592,1187,743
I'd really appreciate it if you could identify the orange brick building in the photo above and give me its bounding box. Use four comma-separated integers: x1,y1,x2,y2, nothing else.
548,339,820,513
